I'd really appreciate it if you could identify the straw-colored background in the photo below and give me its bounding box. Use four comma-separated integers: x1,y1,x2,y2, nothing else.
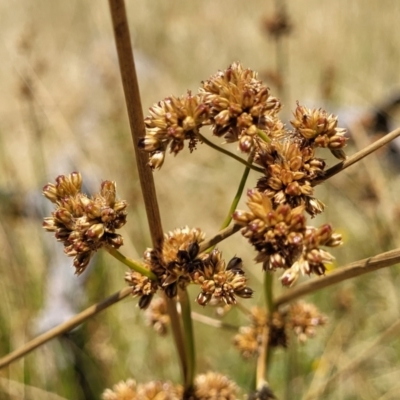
1,1,400,399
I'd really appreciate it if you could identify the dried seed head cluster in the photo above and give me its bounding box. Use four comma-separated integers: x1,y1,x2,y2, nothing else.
233,307,267,358
289,301,327,343
141,63,345,287
102,379,182,400
194,372,239,400
194,251,253,306
255,141,326,216
42,173,127,274
234,302,326,358
140,93,209,169
200,62,282,152
144,297,170,335
233,191,341,285
291,103,347,160
126,227,253,308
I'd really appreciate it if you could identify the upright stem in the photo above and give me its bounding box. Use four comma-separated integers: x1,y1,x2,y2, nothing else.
108,0,188,386
179,288,196,392
256,272,274,389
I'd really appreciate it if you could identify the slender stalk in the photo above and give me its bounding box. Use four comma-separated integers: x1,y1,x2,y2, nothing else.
255,273,274,389
108,0,163,249
264,272,274,314
220,157,253,230
313,126,400,185
0,287,132,369
198,132,264,173
275,247,400,307
199,224,241,253
108,0,188,384
106,247,157,280
180,289,196,391
190,312,238,331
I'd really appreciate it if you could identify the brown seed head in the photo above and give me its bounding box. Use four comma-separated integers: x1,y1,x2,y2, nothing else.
42,174,127,275
194,372,239,400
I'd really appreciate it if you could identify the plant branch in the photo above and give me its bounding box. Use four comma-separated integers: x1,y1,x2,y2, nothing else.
220,156,253,230
198,133,264,173
108,0,188,385
275,248,400,308
108,0,163,249
199,224,241,253
106,247,157,280
313,127,400,185
180,289,196,391
0,287,132,370
190,312,238,331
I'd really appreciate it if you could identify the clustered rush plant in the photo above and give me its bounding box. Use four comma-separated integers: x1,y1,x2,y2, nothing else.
2,1,400,399
39,61,343,399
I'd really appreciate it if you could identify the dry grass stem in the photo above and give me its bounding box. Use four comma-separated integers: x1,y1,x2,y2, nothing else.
313,126,400,185
275,247,400,307
190,312,238,331
108,0,163,249
0,287,132,370
109,0,191,388
198,224,241,253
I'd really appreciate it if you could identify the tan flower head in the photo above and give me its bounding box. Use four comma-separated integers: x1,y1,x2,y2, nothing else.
201,62,282,152
102,379,182,400
144,297,170,335
194,372,239,400
288,301,327,343
290,103,347,159
144,227,206,298
43,173,127,274
140,92,209,169
256,141,325,216
233,190,306,270
193,251,253,306
280,224,342,286
102,379,137,400
125,270,158,309
234,190,342,284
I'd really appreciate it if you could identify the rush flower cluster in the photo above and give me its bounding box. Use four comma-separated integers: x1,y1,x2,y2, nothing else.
42,172,128,275
125,227,253,308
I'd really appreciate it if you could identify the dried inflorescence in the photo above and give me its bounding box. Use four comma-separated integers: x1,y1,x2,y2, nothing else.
126,227,253,308
140,93,209,169
144,297,170,335
141,63,346,287
234,302,326,358
102,378,182,400
255,141,326,216
194,372,239,400
42,172,127,274
288,301,327,343
200,62,282,152
233,190,342,285
290,103,347,160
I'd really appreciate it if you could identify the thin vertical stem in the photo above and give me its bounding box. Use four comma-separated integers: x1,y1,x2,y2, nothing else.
256,272,274,388
108,0,163,249
108,0,188,385
180,288,196,392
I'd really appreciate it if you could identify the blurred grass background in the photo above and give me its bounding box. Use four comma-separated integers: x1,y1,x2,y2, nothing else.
1,1,400,399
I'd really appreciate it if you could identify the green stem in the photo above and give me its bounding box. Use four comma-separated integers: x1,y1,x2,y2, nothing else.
255,272,274,389
220,157,252,230
198,133,264,173
106,247,157,280
264,272,274,314
179,288,196,392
